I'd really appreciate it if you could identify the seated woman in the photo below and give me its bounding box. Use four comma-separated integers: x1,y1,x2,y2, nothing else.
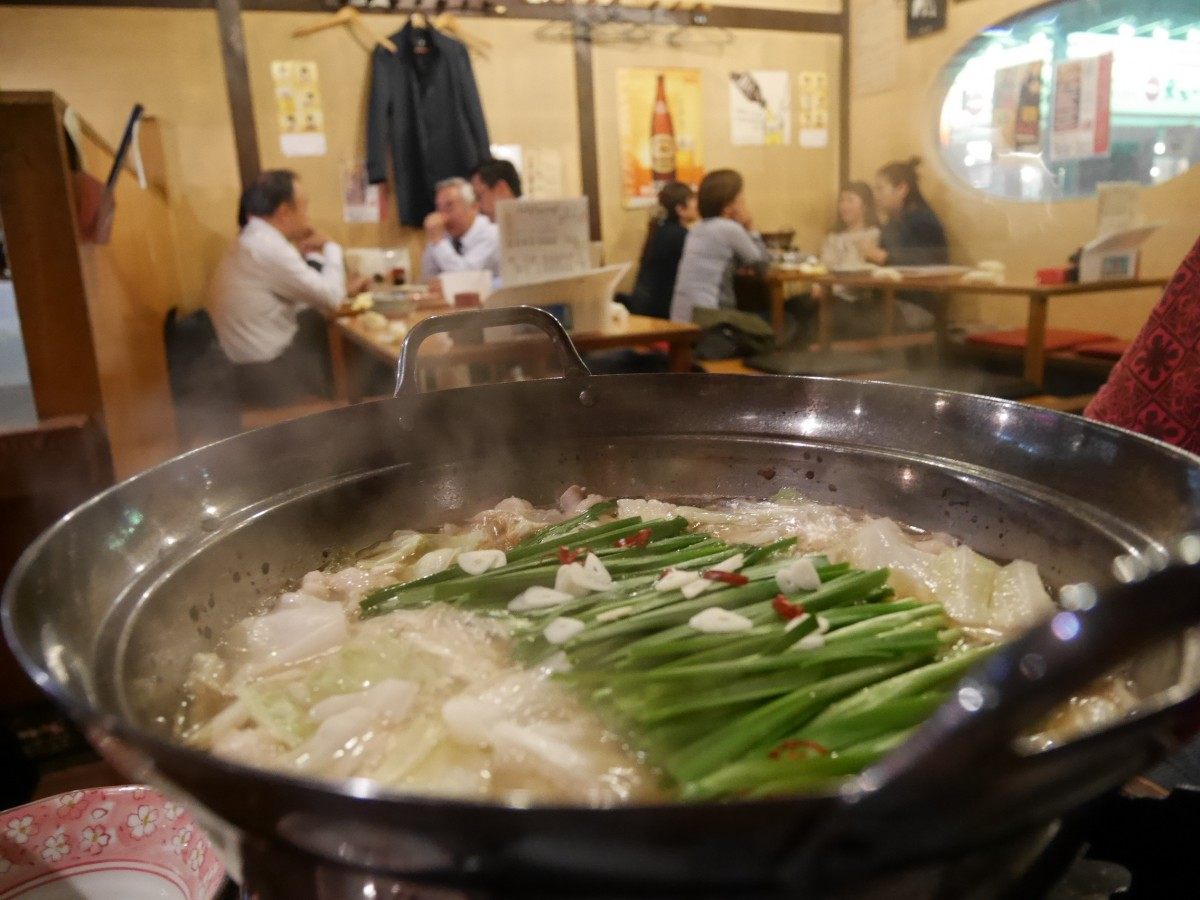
860,156,949,330
670,169,770,323
862,157,949,267
820,181,881,275
622,182,698,319
810,182,883,340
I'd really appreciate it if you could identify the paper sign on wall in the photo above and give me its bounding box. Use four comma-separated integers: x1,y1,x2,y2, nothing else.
342,161,384,224
1050,53,1113,162
797,71,830,149
729,71,791,147
993,62,1044,152
496,198,591,286
524,148,565,200
271,60,327,157
617,68,704,208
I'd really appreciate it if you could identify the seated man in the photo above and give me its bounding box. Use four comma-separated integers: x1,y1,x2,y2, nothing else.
209,169,368,406
421,177,500,281
469,158,522,221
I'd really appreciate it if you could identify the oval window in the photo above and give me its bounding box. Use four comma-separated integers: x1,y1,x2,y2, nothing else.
937,0,1200,202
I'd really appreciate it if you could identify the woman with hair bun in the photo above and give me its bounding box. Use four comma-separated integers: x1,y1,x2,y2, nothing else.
861,156,949,267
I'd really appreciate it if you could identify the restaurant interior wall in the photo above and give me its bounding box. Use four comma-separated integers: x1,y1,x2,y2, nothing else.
849,0,1200,339
592,27,842,281
0,7,241,312
0,3,844,300
240,13,583,276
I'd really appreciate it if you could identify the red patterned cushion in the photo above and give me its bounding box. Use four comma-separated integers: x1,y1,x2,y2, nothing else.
967,328,1115,351
1086,235,1200,453
1075,339,1131,360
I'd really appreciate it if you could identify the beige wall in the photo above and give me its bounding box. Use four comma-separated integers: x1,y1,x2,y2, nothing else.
848,0,1200,339
241,14,583,275
0,7,240,310
594,29,842,282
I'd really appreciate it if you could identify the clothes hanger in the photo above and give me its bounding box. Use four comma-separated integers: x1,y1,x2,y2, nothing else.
292,5,399,54
434,10,493,58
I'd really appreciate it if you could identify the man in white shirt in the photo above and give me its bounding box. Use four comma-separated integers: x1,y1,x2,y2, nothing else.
469,158,522,221
210,170,367,405
421,177,500,283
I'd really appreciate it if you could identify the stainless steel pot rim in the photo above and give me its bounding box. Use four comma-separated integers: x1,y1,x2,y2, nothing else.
5,373,1200,818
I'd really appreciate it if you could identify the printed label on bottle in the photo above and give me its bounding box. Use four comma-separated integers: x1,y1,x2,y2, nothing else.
650,134,677,174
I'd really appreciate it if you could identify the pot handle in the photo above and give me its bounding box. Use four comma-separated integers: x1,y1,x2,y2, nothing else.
789,538,1200,888
394,306,591,397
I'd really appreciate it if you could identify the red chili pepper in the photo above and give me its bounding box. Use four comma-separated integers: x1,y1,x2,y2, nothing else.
615,528,653,549
702,570,749,586
558,546,587,565
772,594,806,621
768,739,830,760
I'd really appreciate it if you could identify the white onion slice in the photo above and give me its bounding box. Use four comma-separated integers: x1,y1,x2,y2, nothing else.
509,586,574,612
458,549,507,575
688,607,754,633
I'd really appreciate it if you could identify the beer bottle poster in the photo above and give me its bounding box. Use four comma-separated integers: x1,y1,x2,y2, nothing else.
993,61,1044,152
617,68,704,208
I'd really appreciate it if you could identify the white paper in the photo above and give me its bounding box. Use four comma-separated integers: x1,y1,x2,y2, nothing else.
497,198,591,286
524,148,565,200
852,0,901,97
799,129,829,149
1096,181,1140,238
342,161,382,223
489,143,524,173
281,132,327,158
1050,53,1112,163
729,71,791,147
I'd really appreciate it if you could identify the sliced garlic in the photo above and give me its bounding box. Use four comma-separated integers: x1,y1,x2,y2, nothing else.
413,548,458,579
655,568,700,592
555,561,611,597
777,557,821,593
681,578,714,599
795,633,826,650
711,553,746,573
509,586,574,612
543,617,586,645
583,553,614,588
457,549,507,575
784,612,812,632
596,605,634,623
688,607,754,634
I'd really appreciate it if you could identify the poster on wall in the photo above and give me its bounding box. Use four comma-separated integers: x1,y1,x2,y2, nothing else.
797,71,830,148
617,68,704,208
906,0,947,39
993,61,1044,152
342,162,385,224
271,60,327,157
1050,53,1113,162
728,71,791,147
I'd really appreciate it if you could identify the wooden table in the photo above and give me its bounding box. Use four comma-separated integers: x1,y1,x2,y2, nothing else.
763,270,1168,387
328,309,701,401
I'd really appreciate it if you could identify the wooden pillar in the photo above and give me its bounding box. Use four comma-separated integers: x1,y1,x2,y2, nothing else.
572,22,603,242
215,0,261,189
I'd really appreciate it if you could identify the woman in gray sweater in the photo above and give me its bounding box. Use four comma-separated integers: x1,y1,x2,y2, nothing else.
669,169,770,323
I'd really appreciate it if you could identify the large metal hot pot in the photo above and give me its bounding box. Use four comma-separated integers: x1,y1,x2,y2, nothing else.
6,307,1200,899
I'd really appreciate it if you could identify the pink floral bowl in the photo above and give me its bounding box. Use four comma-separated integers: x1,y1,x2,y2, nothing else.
0,785,225,899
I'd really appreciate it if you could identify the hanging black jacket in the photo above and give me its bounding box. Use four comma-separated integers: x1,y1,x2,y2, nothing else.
367,24,491,227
